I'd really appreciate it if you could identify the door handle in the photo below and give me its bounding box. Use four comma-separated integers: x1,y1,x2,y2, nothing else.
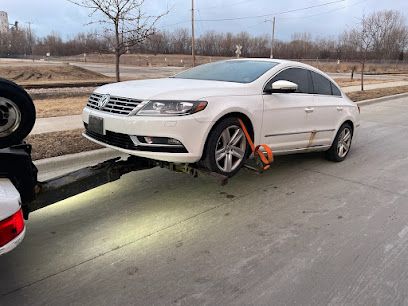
304,107,314,113
337,106,344,111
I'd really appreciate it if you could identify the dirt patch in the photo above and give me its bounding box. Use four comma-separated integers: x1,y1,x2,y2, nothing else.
0,63,110,84
35,96,88,118
27,129,102,160
346,85,408,101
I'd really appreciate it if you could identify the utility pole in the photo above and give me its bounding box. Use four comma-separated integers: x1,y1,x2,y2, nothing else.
27,21,34,62
191,0,196,67
270,17,275,59
265,17,276,59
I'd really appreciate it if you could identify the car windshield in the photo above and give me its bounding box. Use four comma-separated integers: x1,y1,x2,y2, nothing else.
173,60,278,83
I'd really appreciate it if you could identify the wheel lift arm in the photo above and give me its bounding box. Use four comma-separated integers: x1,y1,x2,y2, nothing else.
29,156,156,213
1,145,228,219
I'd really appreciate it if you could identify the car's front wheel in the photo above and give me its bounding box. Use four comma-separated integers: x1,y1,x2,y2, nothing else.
202,117,250,177
325,123,353,162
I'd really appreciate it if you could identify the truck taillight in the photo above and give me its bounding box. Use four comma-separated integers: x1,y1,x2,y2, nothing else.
0,209,25,247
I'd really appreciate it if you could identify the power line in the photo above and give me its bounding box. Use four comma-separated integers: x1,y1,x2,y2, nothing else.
279,0,370,20
197,0,259,11
158,0,360,32
196,0,346,22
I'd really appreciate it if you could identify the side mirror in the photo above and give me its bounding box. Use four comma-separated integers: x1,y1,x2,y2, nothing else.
265,80,298,94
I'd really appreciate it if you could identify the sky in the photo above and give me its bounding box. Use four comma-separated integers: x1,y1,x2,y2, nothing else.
1,0,407,41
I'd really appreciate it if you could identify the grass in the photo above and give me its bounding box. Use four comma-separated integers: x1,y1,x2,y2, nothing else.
34,96,88,118
333,78,393,87
27,129,102,160
346,85,408,101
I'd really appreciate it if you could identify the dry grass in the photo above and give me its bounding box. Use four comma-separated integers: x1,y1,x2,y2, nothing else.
60,53,231,68
334,78,393,87
35,96,88,118
0,63,111,85
346,85,408,101
58,53,408,74
27,129,102,160
298,61,408,74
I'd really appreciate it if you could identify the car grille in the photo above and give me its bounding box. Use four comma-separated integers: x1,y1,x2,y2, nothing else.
84,125,188,153
87,93,142,115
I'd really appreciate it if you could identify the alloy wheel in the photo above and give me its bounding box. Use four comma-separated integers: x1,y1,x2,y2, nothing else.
215,125,247,173
337,127,352,158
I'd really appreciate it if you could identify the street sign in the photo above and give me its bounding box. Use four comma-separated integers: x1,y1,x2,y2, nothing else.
235,44,242,58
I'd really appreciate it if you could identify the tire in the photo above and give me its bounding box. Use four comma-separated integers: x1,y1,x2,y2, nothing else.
325,122,353,162
202,117,250,177
0,78,36,149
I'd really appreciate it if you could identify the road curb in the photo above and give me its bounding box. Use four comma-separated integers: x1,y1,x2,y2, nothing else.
21,81,111,90
356,92,408,106
34,148,127,180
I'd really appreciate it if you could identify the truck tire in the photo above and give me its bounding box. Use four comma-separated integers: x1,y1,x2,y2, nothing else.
0,78,36,149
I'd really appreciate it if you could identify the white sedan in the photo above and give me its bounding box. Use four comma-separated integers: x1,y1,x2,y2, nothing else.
83,59,360,177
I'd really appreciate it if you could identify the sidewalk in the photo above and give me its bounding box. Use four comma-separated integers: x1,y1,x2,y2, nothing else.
31,115,83,134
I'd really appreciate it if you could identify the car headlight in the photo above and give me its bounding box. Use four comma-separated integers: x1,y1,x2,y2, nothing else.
136,100,207,116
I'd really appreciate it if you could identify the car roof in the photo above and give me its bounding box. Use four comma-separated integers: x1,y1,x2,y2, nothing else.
226,57,314,69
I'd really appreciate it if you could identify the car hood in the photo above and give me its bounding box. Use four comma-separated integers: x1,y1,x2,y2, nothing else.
94,78,257,100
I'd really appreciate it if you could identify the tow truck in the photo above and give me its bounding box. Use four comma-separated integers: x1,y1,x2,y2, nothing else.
0,78,232,255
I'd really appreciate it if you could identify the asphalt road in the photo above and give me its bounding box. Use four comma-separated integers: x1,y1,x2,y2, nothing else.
1,97,408,305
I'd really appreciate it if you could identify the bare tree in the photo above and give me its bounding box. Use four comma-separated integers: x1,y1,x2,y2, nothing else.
347,16,375,91
68,0,167,81
370,10,408,59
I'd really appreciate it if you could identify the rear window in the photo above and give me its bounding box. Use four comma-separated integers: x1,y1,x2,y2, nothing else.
311,71,332,95
331,83,342,96
173,60,278,83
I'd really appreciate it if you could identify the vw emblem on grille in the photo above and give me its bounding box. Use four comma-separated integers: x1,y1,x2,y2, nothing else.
98,94,110,109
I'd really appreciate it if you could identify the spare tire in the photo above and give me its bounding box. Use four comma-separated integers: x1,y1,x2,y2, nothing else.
0,78,36,149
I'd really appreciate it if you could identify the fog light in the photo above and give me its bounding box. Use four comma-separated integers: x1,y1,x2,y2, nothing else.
167,138,182,145
140,136,182,146
144,136,154,144
0,209,25,247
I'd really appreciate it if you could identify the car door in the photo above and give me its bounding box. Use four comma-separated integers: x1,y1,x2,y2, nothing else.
261,67,315,152
307,71,345,147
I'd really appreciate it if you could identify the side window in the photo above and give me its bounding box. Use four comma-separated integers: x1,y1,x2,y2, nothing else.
331,83,342,96
311,72,332,95
268,68,313,94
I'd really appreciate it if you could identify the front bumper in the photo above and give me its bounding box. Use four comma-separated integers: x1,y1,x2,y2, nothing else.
82,107,212,163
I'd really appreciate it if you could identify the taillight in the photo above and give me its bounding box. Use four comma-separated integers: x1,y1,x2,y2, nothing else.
0,209,25,247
